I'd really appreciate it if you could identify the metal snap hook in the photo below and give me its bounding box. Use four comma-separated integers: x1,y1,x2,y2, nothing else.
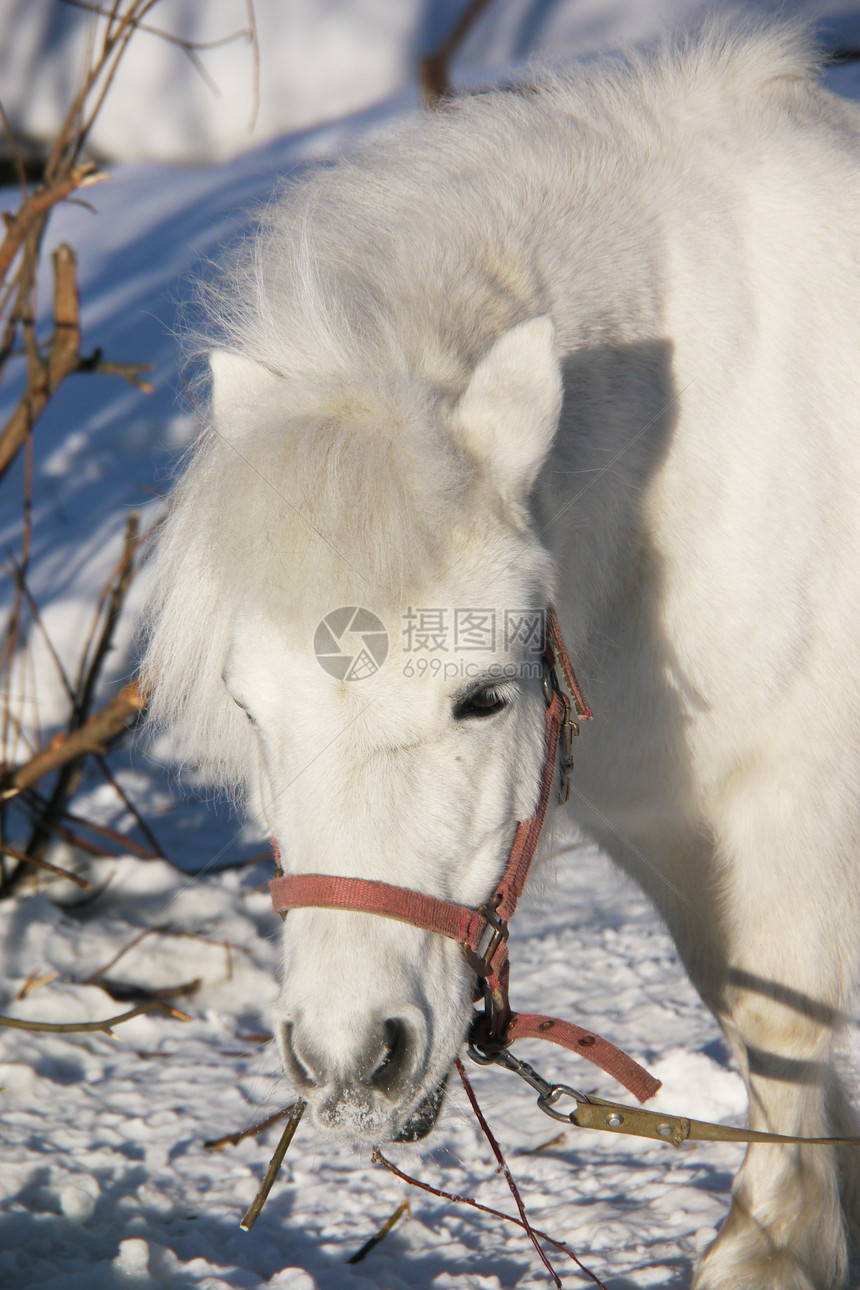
536,1082,592,1122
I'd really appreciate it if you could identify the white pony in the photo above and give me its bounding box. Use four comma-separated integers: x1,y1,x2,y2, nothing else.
143,24,860,1289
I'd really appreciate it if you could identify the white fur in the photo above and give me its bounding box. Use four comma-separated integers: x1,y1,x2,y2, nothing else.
143,23,860,1288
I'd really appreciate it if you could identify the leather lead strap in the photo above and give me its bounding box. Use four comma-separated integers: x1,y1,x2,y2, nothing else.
570,1096,860,1151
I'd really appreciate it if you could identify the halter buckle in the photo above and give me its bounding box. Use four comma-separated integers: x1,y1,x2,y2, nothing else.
542,660,578,803
461,898,509,978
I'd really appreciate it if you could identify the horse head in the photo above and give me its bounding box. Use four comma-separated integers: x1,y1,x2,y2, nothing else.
144,317,568,1141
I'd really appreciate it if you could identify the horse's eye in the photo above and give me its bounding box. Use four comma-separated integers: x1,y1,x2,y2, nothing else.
453,686,508,720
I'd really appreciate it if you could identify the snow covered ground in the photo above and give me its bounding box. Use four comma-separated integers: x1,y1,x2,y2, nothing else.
0,841,764,1290
3,3,860,1287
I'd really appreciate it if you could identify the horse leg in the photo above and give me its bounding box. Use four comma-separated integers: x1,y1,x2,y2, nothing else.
688,805,858,1290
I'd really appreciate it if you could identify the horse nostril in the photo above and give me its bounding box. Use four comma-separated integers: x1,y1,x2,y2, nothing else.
280,1021,319,1089
371,1018,411,1095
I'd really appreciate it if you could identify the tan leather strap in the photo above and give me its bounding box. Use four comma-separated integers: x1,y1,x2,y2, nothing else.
569,1096,860,1151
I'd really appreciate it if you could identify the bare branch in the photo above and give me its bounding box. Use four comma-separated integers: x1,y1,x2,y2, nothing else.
59,0,257,60
1,842,91,889
0,243,84,484
76,348,154,390
456,1059,561,1288
1,682,146,798
245,0,260,134
0,997,190,1035
0,99,29,197
0,166,104,288
77,767,167,858
6,555,77,704
75,513,140,723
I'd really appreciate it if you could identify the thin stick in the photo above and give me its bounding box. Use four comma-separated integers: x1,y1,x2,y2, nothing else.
34,819,116,859
84,924,246,985
347,1199,411,1264
420,0,496,106
245,0,260,133
240,1100,307,1230
14,969,59,1000
0,165,102,285
6,556,77,703
84,925,157,982
59,0,257,62
0,242,84,484
1,682,145,797
14,783,162,862
1,842,91,888
75,513,140,722
373,1150,607,1290
456,1058,561,1288
94,754,167,860
0,998,189,1035
89,978,200,1008
0,98,29,196
529,1132,568,1154
204,1103,299,1152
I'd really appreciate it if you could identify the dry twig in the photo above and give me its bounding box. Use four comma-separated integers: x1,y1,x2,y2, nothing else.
420,0,497,106
1,842,91,889
2,682,145,798
347,1199,411,1264
0,997,190,1035
0,165,104,287
14,969,59,1000
204,1103,301,1152
456,1058,562,1287
373,1149,607,1289
240,1100,308,1230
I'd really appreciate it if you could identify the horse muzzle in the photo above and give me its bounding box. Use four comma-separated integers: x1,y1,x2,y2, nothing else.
278,1010,445,1141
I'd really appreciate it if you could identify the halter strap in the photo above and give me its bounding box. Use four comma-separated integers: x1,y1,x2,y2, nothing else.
270,606,660,1105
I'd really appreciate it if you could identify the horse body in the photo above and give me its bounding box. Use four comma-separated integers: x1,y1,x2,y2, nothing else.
144,26,860,1288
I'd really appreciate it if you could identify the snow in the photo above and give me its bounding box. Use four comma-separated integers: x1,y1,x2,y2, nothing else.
2,3,860,1287
1,845,758,1289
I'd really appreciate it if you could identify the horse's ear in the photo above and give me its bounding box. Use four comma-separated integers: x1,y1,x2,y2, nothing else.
453,316,562,500
209,350,285,428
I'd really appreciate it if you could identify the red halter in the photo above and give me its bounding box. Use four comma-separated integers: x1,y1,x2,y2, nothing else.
270,607,660,1104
